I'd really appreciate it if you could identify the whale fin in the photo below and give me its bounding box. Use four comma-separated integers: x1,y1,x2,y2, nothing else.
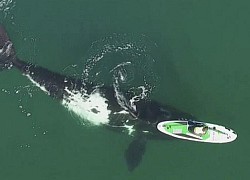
0,25,16,70
124,136,147,171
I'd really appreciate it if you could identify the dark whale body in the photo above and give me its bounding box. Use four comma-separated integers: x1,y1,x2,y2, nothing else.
0,25,195,171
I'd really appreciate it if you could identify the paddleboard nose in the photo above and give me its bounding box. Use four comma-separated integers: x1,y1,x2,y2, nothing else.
228,130,237,143
221,127,237,143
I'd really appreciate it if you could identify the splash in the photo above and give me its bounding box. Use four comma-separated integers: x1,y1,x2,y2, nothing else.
0,0,15,21
62,87,111,126
82,34,159,116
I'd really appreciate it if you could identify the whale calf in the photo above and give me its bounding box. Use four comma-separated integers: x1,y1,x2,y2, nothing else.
0,25,195,171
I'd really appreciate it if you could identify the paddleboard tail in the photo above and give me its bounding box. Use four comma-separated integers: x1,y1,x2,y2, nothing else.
0,25,16,71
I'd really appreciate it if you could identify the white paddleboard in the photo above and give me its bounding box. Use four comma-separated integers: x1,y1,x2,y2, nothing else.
157,120,237,143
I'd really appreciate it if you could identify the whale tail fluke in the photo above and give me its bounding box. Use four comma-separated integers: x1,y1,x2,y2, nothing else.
0,25,16,71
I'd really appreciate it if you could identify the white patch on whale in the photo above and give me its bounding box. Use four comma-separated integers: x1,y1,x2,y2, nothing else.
25,74,50,95
24,73,112,126
123,124,135,135
113,110,129,115
62,87,111,125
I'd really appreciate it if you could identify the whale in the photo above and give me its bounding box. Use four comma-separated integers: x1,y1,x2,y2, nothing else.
0,25,195,171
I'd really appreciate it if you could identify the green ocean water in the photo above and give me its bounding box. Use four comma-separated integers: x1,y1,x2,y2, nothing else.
0,0,249,179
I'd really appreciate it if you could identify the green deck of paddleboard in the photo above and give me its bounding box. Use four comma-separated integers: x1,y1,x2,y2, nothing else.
163,122,210,140
164,122,189,134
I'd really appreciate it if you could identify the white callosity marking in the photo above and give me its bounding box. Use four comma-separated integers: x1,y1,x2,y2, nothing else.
25,74,50,95
123,124,135,135
113,110,129,115
62,87,111,125
5,41,12,56
113,77,133,112
129,86,148,112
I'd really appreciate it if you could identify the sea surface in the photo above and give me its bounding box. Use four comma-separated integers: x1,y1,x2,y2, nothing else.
0,0,249,179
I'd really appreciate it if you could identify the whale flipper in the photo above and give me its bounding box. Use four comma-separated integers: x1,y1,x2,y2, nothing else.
124,137,147,171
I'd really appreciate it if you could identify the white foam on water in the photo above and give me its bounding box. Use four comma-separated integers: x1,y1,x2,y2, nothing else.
129,85,148,109
0,0,14,10
62,87,111,125
0,0,15,18
82,39,139,79
1,88,10,94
